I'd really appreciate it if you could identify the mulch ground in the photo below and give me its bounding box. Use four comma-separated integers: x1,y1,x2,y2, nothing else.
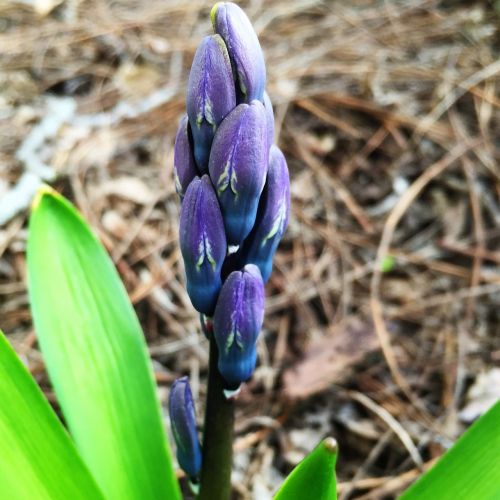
1,0,499,498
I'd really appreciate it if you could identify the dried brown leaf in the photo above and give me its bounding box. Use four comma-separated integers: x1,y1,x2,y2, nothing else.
283,319,379,400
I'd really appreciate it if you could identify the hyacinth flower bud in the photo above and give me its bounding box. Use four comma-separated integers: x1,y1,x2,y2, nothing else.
168,377,202,481
238,145,290,282
209,101,268,245
211,2,266,103
173,115,198,198
179,175,227,315
263,91,275,150
213,264,265,390
187,34,236,172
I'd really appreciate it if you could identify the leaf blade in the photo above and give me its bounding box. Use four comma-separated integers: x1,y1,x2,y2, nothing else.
0,329,104,500
401,401,500,500
27,188,181,500
274,437,338,500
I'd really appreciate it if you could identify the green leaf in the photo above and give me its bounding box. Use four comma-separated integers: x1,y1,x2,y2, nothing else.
274,438,338,500
27,187,181,500
0,329,104,500
401,401,500,499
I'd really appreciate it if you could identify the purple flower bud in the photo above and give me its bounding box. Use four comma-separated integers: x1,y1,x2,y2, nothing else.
187,34,236,172
168,377,202,480
263,91,275,150
174,115,198,198
179,175,227,315
211,2,266,103
213,264,265,389
238,145,290,282
209,101,268,245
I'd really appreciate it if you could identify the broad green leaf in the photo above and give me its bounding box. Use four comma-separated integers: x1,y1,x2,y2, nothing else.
401,401,500,499
275,438,338,500
0,329,104,500
27,187,181,500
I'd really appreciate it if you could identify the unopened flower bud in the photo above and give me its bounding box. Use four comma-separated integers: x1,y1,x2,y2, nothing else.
209,101,268,245
174,115,198,198
179,175,226,315
263,91,275,149
213,264,265,389
238,145,290,282
187,34,236,172
168,377,202,480
211,2,266,103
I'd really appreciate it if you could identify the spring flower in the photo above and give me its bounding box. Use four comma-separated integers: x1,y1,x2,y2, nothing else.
168,377,202,481
238,145,290,282
187,34,236,172
211,2,266,103
208,101,268,245
179,175,226,315
213,264,265,389
175,2,289,396
173,115,198,198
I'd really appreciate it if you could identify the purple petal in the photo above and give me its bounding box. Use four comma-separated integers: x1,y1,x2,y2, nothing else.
208,101,269,245
211,2,266,103
187,34,236,172
173,115,198,198
168,377,202,480
213,264,265,388
238,145,290,282
179,175,227,315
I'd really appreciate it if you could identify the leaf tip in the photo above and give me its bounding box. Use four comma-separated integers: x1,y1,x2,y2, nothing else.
31,184,60,212
323,437,338,454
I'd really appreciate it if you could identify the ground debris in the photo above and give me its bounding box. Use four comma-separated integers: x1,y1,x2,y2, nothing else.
283,319,379,400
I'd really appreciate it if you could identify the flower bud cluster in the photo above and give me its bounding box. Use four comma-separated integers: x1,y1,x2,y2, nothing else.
170,2,290,479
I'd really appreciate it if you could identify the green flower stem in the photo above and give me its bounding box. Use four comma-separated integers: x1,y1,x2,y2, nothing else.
199,337,235,500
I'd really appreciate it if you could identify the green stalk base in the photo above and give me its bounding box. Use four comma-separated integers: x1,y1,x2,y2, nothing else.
198,338,235,500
